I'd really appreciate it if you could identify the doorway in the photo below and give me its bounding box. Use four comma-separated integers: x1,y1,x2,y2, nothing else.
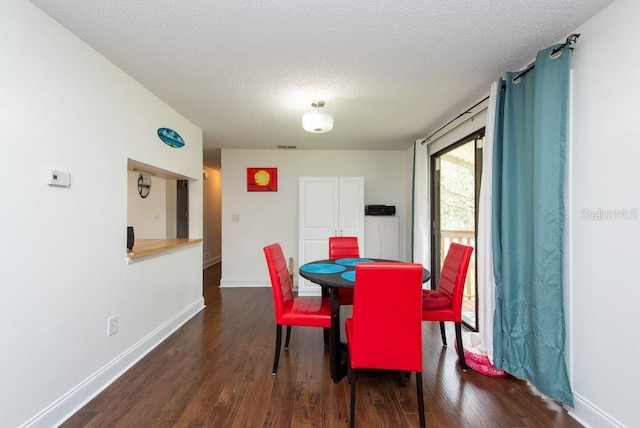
430,130,483,331
176,179,189,239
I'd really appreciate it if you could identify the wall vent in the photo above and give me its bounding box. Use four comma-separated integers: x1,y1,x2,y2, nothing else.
277,145,297,149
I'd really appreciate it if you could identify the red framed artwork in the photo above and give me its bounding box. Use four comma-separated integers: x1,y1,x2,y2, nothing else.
247,167,278,192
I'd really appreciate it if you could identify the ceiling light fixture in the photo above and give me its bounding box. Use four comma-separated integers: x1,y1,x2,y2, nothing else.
302,100,334,133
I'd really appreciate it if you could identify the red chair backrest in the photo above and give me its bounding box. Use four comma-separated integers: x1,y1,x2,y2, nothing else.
437,243,474,314
349,262,423,372
328,236,360,259
263,243,293,323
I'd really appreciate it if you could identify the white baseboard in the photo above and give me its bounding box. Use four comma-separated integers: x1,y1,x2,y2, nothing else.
568,393,624,428
22,298,205,428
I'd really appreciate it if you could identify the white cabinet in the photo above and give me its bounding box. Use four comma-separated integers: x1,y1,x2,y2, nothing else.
298,177,364,296
364,216,399,260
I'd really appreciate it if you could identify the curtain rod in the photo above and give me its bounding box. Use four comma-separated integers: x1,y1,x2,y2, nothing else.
509,33,580,84
420,33,580,145
420,95,489,144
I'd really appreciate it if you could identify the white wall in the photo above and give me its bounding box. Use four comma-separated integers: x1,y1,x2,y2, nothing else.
568,0,640,426
221,149,410,286
0,1,203,426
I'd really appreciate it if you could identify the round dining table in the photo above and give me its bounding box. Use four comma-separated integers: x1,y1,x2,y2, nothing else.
299,258,431,383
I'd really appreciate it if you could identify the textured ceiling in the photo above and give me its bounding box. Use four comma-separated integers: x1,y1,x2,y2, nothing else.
29,0,614,167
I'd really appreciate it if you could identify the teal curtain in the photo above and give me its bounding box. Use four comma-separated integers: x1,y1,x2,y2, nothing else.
492,44,573,406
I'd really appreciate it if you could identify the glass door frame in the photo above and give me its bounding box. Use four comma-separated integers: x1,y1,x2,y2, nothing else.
429,128,484,332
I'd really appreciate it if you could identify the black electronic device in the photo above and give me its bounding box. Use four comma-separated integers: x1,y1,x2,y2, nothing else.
365,205,396,216
127,226,135,251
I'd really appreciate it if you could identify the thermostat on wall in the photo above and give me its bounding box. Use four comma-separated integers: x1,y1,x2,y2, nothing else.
46,170,71,187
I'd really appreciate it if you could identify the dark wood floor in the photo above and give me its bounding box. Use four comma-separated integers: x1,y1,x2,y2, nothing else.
62,264,582,427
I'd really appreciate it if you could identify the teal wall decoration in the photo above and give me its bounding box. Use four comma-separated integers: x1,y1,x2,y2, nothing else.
157,128,185,148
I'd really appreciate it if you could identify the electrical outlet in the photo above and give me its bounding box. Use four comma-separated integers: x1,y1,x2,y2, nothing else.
107,315,119,336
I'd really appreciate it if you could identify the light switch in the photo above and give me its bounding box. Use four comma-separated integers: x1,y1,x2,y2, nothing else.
231,214,240,222
46,170,71,187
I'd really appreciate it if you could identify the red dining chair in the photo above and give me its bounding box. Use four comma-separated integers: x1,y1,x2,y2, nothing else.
422,243,474,371
264,243,332,374
328,236,360,305
345,262,425,428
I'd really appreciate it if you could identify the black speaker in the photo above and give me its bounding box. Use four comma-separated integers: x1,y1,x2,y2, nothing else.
365,205,396,216
127,226,135,251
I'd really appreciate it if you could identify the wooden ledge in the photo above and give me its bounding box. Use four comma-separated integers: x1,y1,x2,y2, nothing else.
126,238,203,259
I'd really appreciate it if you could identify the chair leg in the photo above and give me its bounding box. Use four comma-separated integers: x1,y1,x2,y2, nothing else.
415,372,426,428
439,321,447,346
272,324,282,375
349,367,357,428
399,371,406,387
454,322,468,371
284,325,292,349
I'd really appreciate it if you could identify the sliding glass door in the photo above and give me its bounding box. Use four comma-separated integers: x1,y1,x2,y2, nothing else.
430,130,483,331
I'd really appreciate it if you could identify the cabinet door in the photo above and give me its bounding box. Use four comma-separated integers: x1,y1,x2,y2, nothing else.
365,216,399,259
298,177,339,296
298,177,364,296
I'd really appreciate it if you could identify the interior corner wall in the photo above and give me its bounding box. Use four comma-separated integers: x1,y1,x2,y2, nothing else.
165,179,178,239
0,1,203,426
566,0,639,427
203,166,222,268
405,144,418,263
220,149,410,287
